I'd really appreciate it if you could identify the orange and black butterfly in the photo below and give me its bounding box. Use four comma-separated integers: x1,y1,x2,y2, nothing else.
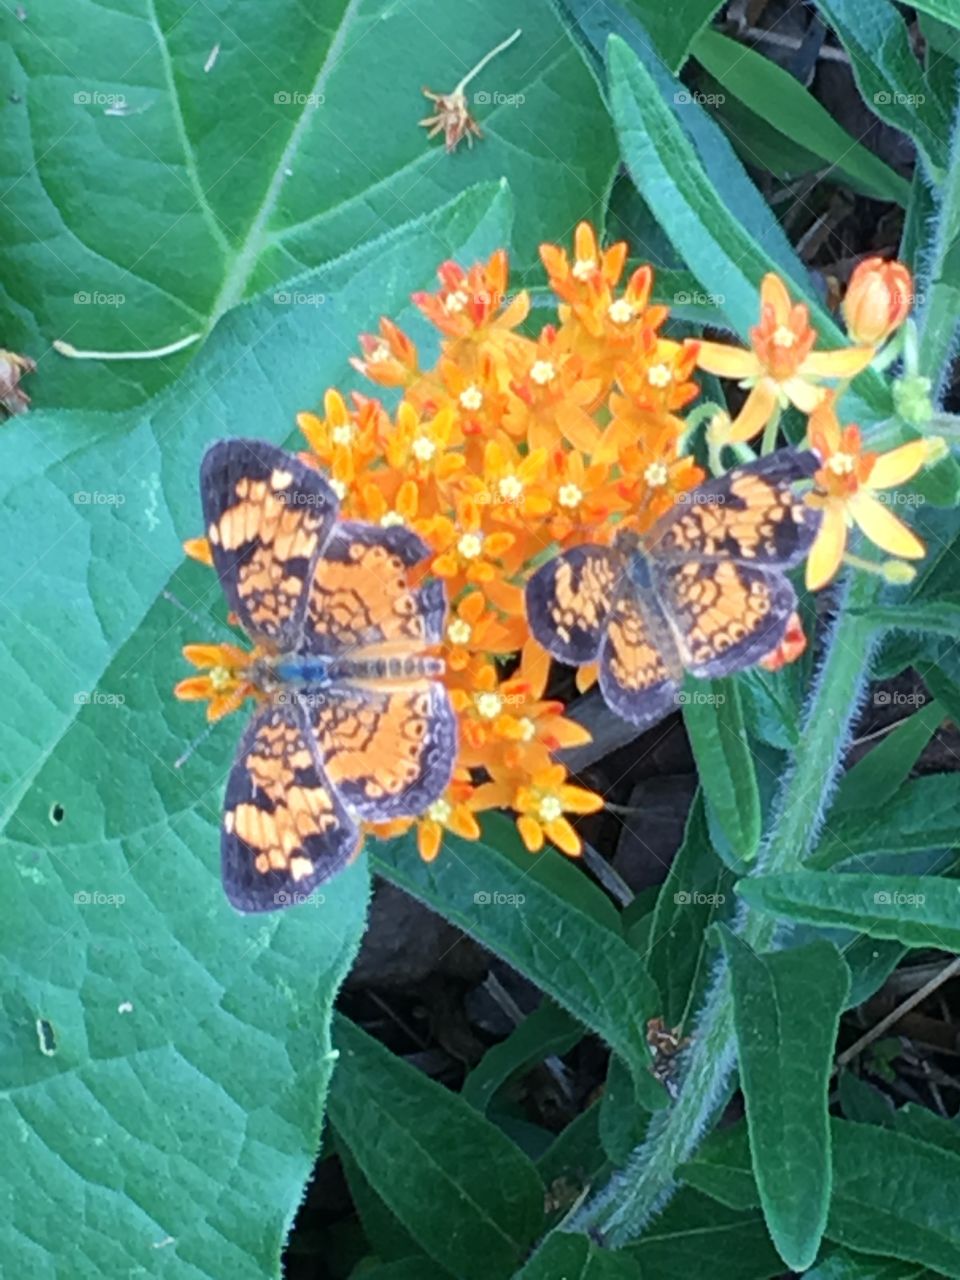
199,439,456,912
525,450,820,728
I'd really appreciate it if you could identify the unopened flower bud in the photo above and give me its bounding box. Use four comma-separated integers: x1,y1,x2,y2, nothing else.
843,257,913,346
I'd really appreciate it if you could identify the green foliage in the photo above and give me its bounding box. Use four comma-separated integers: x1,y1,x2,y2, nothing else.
5,1,960,1277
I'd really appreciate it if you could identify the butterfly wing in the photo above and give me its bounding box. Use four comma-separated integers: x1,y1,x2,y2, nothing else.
310,680,457,820
302,520,445,656
221,697,360,912
649,449,820,567
654,559,799,679
598,589,681,727
525,543,621,665
201,439,338,647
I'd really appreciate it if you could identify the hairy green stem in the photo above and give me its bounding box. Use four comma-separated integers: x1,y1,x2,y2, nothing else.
567,571,877,1245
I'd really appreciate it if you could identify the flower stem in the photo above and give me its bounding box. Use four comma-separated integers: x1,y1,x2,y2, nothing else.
454,29,522,95
567,570,878,1246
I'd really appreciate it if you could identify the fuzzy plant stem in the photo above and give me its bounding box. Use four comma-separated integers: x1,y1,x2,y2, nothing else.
567,570,878,1245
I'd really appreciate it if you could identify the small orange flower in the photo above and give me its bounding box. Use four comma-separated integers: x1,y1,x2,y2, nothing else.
350,318,419,387
618,426,705,534
443,590,526,670
384,401,464,487
805,397,929,589
474,763,604,857
842,257,913,346
174,644,260,722
697,274,875,441
504,326,603,453
540,221,628,307
412,250,529,341
428,495,515,585
416,773,485,860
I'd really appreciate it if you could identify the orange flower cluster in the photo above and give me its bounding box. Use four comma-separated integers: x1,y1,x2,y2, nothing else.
286,225,712,859
180,231,936,866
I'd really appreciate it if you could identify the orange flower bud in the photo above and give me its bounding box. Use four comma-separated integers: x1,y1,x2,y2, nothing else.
842,257,913,345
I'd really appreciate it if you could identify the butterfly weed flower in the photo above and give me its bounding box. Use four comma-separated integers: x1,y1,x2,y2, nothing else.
696,273,875,444
804,396,933,589
179,223,929,877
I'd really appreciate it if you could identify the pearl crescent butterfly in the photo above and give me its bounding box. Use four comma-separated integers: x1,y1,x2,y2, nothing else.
525,449,821,727
199,438,456,912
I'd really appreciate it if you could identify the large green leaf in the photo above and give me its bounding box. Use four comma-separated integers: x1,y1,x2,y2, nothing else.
625,1189,783,1279
620,0,723,71
371,818,665,1107
814,0,952,178
604,32,889,422
718,931,850,1271
329,1016,545,1280
813,774,960,868
0,186,511,1278
739,872,960,951
692,30,910,205
685,1117,960,1274
1,0,615,411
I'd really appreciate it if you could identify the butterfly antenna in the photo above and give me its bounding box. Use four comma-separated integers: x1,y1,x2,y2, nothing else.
175,719,219,770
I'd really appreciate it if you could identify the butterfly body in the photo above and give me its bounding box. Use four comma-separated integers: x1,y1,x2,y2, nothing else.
198,439,456,912
525,449,820,728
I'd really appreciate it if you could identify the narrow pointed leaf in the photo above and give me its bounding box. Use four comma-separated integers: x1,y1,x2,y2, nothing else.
718,930,850,1271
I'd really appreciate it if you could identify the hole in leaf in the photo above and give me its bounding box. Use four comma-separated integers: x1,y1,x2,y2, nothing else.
49,803,65,825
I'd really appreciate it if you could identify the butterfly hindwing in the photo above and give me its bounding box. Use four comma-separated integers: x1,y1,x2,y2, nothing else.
655,559,798,679
525,543,620,665
303,520,445,656
221,697,359,913
201,439,338,647
598,591,681,728
312,679,457,820
649,449,820,567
